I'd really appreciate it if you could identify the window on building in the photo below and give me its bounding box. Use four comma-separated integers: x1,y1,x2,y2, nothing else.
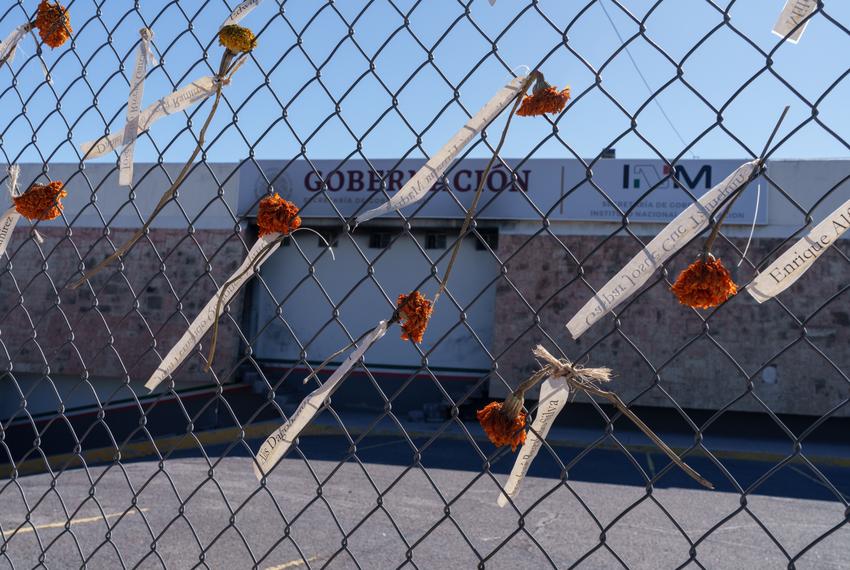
475,229,499,251
317,229,339,248
368,232,392,249
425,232,447,249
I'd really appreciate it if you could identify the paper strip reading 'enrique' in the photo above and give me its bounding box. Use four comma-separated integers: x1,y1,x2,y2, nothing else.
354,75,527,225
253,320,389,479
747,196,850,303
566,160,758,339
497,376,569,508
772,0,817,44
144,232,282,391
80,75,218,160
223,0,262,27
119,28,155,187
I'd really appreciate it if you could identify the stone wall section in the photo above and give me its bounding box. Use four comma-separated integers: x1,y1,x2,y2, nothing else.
492,233,850,417
0,227,249,389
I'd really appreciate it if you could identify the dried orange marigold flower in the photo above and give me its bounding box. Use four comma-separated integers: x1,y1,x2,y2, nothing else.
14,180,67,221
671,257,737,309
517,85,571,117
476,401,527,451
219,24,257,53
257,194,301,237
34,1,72,49
396,290,432,344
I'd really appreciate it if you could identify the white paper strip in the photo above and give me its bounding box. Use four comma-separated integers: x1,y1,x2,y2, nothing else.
119,28,154,187
0,25,29,66
80,75,218,160
567,160,758,339
0,166,22,258
0,207,21,259
355,75,527,224
253,320,389,479
772,0,817,44
497,376,569,507
144,232,282,391
747,197,850,303
223,0,262,26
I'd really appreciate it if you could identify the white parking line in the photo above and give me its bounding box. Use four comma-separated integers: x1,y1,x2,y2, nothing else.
1,508,149,538
265,555,318,569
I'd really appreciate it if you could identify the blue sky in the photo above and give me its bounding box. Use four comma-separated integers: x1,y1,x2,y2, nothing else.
1,0,848,168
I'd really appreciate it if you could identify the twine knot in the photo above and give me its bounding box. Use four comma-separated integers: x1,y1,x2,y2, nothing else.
531,345,611,387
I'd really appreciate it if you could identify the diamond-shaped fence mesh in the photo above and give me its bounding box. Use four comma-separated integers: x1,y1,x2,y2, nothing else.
1,0,849,568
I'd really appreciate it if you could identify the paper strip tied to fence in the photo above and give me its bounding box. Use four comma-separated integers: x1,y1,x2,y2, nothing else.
80,75,218,160
354,75,527,224
144,232,282,391
118,28,155,187
773,0,817,44
253,320,389,479
567,160,758,339
223,0,263,27
497,376,569,507
0,166,23,259
747,197,850,303
0,25,29,66
0,206,21,259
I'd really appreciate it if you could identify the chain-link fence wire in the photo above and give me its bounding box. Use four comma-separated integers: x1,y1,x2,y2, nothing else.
1,0,849,567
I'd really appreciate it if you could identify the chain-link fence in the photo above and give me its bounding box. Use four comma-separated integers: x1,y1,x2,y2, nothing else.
1,0,850,568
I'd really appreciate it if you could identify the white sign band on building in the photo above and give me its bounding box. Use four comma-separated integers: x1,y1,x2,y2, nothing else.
747,197,850,303
222,0,262,27
566,160,758,339
80,75,218,160
144,232,282,391
253,320,389,479
497,376,569,508
119,28,154,187
0,25,29,66
772,0,817,44
354,75,527,224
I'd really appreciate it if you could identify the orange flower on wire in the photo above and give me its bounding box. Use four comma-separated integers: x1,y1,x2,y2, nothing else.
14,180,67,221
671,256,737,309
476,401,527,451
396,290,433,343
218,24,257,54
34,1,72,49
517,78,571,117
257,193,302,237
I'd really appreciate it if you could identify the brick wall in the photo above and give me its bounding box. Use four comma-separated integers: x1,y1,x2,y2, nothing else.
492,233,850,417
0,227,248,390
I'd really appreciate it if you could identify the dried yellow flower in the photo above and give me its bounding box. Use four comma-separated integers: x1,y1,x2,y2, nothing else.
218,24,257,53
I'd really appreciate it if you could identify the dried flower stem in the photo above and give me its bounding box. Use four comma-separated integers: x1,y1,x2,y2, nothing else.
204,227,334,370
702,106,789,258
433,72,537,306
69,50,248,290
298,292,422,386
510,346,714,490
204,234,283,371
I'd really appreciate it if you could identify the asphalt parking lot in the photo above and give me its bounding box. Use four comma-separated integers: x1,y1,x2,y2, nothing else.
2,428,849,569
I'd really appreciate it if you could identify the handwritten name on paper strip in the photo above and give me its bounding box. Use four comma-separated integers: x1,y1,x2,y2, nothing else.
497,376,569,507
567,161,757,339
355,76,526,224
748,198,850,303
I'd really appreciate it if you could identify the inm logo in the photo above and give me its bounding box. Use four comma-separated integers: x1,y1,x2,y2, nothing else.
622,164,712,190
